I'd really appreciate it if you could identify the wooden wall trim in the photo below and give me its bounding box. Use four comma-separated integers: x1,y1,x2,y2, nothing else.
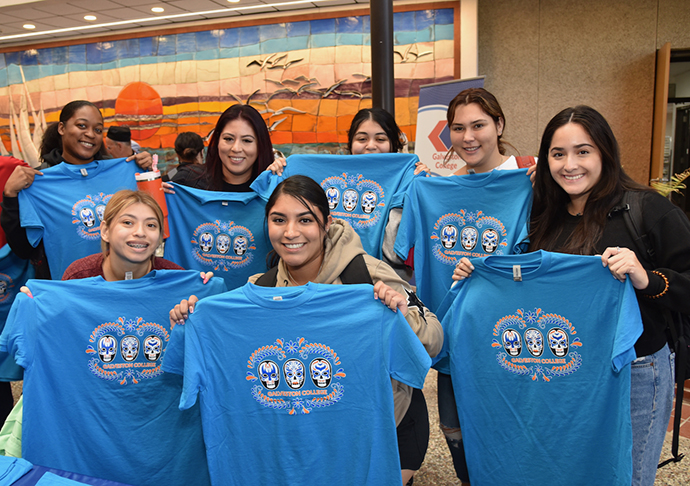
651,42,671,183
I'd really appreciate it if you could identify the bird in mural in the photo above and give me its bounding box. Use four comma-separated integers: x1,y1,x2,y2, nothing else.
295,75,318,83
353,73,371,82
273,107,307,116
333,90,363,98
266,79,285,86
417,51,433,59
260,53,278,70
228,92,244,104
267,117,287,132
246,88,261,104
323,79,347,98
297,82,318,94
281,78,302,85
203,129,214,142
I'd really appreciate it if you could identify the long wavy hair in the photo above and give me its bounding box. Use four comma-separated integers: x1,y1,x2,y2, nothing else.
529,105,650,254
202,104,273,191
347,108,405,154
40,100,109,163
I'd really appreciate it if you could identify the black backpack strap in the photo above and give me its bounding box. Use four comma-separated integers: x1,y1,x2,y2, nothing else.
621,191,656,266
254,266,279,287
253,255,372,287
339,254,373,285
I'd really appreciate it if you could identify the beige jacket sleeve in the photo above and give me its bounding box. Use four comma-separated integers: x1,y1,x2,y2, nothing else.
363,255,443,358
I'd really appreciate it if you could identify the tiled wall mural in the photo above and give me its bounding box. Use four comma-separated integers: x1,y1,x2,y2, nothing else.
0,7,455,170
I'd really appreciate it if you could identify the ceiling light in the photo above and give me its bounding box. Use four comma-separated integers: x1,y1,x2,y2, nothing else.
23,24,36,29
0,0,338,42
151,7,165,13
228,0,240,3
84,15,97,21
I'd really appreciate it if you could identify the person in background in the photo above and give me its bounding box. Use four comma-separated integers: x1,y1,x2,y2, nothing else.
163,132,205,183
170,104,273,192
105,126,138,159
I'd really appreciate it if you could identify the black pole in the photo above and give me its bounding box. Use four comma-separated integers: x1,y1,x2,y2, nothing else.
370,0,394,116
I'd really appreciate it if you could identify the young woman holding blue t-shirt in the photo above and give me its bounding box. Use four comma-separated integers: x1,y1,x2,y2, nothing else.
171,175,443,486
455,105,690,486
0,100,153,279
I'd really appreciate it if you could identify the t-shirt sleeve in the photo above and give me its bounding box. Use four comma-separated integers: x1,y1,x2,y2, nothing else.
178,313,207,410
612,280,644,372
249,170,285,201
394,192,416,261
17,190,44,248
382,307,431,388
0,292,34,370
162,323,185,376
389,157,421,209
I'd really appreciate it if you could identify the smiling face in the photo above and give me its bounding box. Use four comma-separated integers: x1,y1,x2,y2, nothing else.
547,123,603,214
101,202,161,270
217,118,258,185
58,105,104,165
449,102,504,173
268,194,332,283
350,119,392,154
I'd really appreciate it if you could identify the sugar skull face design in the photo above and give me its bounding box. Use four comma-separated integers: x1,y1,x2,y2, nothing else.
283,359,305,389
525,328,544,357
502,329,522,356
98,335,117,363
461,226,478,251
80,207,95,228
121,336,139,362
310,359,332,388
95,204,106,223
361,191,377,214
342,189,358,212
326,186,340,210
199,232,214,252
144,335,162,362
441,224,458,249
548,328,569,357
259,360,280,390
481,228,499,253
0,281,6,297
216,234,231,254
233,236,247,256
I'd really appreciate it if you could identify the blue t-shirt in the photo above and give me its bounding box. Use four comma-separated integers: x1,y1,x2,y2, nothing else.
164,183,270,290
435,251,642,486
251,153,423,259
0,271,227,486
163,282,431,486
0,244,34,381
395,170,532,312
18,159,138,280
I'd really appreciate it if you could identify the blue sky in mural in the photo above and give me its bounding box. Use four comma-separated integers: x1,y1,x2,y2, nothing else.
0,9,453,89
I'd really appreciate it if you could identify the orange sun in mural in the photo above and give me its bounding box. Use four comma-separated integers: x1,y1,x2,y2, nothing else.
114,82,163,141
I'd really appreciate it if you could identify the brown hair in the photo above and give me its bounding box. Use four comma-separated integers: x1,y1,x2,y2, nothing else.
443,88,515,165
100,190,164,255
529,105,651,254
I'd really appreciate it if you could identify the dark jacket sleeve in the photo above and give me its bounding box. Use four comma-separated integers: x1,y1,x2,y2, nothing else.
0,196,51,279
1,196,34,259
636,192,690,315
